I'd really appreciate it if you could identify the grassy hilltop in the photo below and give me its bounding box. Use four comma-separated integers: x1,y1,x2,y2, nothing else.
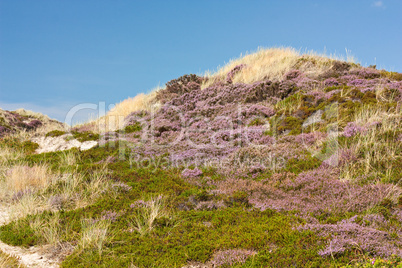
0,47,401,267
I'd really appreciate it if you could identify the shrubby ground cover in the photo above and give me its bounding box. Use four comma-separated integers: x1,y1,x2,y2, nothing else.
0,48,401,267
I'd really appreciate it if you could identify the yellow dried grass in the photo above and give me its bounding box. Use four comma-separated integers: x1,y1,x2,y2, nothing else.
202,47,354,88
5,164,50,193
79,86,162,132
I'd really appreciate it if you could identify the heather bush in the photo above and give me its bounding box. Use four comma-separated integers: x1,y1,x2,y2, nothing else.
284,69,301,80
298,215,402,258
339,105,401,183
2,48,402,267
182,168,203,178
343,122,367,137
0,126,8,136
324,77,340,87
156,74,203,104
211,249,257,267
226,64,246,84
216,168,392,219
349,67,381,79
27,119,42,129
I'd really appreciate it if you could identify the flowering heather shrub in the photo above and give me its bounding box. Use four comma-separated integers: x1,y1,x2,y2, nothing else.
27,119,42,129
166,74,203,94
211,249,257,267
226,64,246,84
324,77,339,87
182,168,203,178
388,81,402,90
156,74,203,104
241,104,275,118
294,132,327,146
298,215,402,258
340,74,360,84
0,126,8,136
305,89,326,101
130,200,148,208
284,69,301,80
324,89,341,100
195,200,225,210
295,76,319,89
347,79,366,87
123,111,149,128
349,68,381,79
120,77,302,167
343,122,367,137
223,142,292,175
109,53,402,182
338,148,358,166
99,211,120,222
216,168,391,217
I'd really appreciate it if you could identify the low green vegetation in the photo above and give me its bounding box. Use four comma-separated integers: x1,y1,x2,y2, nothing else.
1,137,400,267
45,130,66,137
72,131,100,142
123,122,142,133
1,57,402,267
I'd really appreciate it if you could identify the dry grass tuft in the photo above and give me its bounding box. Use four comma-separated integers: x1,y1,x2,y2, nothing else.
9,192,46,220
202,47,353,88
59,150,80,167
1,165,112,220
79,218,111,257
0,249,24,268
29,213,65,246
340,105,401,183
0,147,25,167
77,86,162,133
275,92,304,114
3,164,50,195
130,195,169,236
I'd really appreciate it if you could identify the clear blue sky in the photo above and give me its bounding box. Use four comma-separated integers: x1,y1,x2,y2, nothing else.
1,0,401,123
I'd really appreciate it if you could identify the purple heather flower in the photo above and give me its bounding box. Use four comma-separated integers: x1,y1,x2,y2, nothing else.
343,122,367,137
182,168,203,178
226,64,246,84
324,77,339,87
211,249,257,267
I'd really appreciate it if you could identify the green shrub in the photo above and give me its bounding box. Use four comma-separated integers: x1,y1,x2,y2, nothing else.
72,131,100,142
248,118,266,127
0,218,40,247
22,140,39,154
123,122,142,133
45,130,66,137
380,70,402,81
278,116,303,135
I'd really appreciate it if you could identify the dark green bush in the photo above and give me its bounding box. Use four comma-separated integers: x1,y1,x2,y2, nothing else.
45,130,66,137
22,140,39,154
72,131,99,142
123,122,142,133
0,218,39,247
